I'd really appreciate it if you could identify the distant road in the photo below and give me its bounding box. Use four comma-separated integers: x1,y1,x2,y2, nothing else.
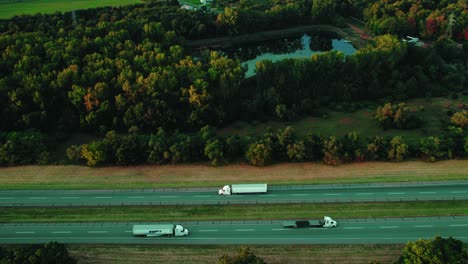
1,217,467,244
0,182,467,206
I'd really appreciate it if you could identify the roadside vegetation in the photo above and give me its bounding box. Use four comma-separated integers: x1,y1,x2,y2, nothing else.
0,161,466,189
1,201,466,222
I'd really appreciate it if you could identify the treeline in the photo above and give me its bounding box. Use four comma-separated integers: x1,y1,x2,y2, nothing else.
365,0,468,40
0,242,75,264
63,116,467,166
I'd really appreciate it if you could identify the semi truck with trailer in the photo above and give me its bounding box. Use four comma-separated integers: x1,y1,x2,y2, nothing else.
218,184,268,195
282,216,337,228
132,224,189,237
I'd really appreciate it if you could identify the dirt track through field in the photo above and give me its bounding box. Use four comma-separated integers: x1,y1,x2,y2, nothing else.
0,161,466,189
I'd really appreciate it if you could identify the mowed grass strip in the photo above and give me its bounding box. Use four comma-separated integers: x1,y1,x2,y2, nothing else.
1,201,466,222
69,244,404,264
0,160,467,189
0,0,143,19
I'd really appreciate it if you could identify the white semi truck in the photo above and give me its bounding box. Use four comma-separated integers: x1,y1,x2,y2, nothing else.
282,216,337,228
132,224,189,237
218,183,268,195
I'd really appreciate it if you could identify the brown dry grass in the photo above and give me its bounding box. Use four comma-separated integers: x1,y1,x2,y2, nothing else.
69,244,403,264
0,160,467,189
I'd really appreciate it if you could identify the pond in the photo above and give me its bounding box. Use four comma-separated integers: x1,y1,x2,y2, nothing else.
225,32,357,77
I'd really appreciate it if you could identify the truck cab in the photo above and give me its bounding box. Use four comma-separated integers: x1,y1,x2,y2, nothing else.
323,216,337,227
218,185,231,195
174,224,189,236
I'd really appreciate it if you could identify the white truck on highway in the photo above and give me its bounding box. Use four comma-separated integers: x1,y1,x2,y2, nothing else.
218,184,268,195
132,224,189,237
282,216,337,228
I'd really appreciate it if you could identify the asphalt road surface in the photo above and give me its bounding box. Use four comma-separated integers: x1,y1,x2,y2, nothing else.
1,182,467,206
1,217,467,244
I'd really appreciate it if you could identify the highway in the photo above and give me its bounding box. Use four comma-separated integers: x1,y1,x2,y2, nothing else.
1,182,467,206
1,217,467,244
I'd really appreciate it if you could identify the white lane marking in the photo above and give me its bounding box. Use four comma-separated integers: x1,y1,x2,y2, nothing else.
379,226,398,229
324,193,342,196
125,231,133,233
159,196,177,198
95,197,112,199
0,197,13,200
199,230,218,232
450,191,467,194
356,193,373,195
128,196,145,199
16,231,35,234
387,192,404,195
52,231,72,234
235,229,254,231
193,195,210,198
61,197,79,199
450,224,468,227
272,229,289,231
418,192,436,194
415,225,433,228
88,231,108,233
291,194,309,196
344,227,364,229
30,197,46,199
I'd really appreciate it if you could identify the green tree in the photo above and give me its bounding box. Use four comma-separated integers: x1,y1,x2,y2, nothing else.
366,136,389,161
218,246,266,264
450,110,468,128
322,136,344,166
311,0,336,23
205,139,225,166
245,142,272,167
419,136,446,162
398,236,468,264
287,140,307,162
66,145,82,163
388,136,408,162
80,142,107,166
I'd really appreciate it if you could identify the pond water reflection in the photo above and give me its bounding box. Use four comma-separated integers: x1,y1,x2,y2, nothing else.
226,33,356,77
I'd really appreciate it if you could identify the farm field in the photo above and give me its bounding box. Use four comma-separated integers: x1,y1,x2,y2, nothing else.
0,0,143,19
0,160,467,189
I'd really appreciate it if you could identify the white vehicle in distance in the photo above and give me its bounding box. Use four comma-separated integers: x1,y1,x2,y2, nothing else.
132,224,189,237
218,184,268,195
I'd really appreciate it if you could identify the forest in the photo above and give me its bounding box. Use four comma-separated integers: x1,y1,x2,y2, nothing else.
0,0,467,166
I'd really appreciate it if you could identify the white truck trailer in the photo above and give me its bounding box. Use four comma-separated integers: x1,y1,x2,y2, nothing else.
282,216,337,228
132,224,189,237
218,184,268,195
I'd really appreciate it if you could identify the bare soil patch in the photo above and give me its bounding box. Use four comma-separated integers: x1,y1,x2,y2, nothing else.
0,160,466,189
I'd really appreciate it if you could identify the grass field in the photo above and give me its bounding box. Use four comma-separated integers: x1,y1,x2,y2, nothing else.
0,0,143,19
69,244,405,264
0,160,466,189
219,96,468,145
1,201,466,222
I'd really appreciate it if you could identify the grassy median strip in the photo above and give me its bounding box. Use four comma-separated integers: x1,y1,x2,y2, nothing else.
1,201,466,223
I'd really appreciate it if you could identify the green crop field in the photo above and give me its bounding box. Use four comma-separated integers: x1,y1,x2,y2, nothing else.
0,0,143,19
